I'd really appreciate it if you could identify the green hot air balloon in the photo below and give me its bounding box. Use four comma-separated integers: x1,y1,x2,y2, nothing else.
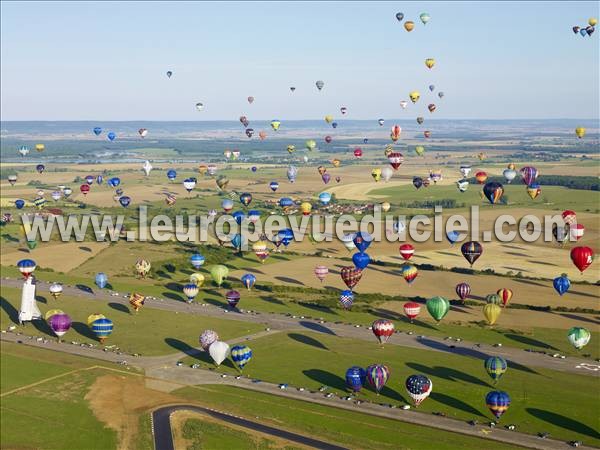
426,296,450,323
567,327,591,350
210,265,229,287
485,293,502,305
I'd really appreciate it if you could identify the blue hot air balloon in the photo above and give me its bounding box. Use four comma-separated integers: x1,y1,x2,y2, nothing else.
352,252,370,270
115,188,124,196
251,166,257,172
279,197,294,208
190,254,205,269
446,230,460,245
119,196,131,207
247,210,261,223
95,272,108,289
167,169,177,181
345,366,366,392
96,175,103,185
269,181,279,192
353,232,372,252
332,122,338,129
93,127,102,136
232,211,245,225
486,391,511,420
339,290,354,309
231,233,245,250
318,192,332,205
553,274,571,296
91,318,113,342
107,132,116,141
484,356,507,383
231,345,253,371
15,199,25,209
107,177,121,187
241,273,256,290
279,228,294,246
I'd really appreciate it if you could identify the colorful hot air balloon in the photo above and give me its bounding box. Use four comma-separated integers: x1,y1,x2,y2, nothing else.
484,356,507,384
372,319,394,345
409,91,420,103
553,274,570,296
135,259,151,278
352,252,370,270
390,126,402,142
200,330,219,350
49,313,71,340
318,192,332,205
567,327,591,350
419,12,431,24
341,266,363,290
475,171,488,184
211,265,229,286
190,254,205,269
570,246,594,273
91,318,113,343
252,241,270,263
400,264,418,285
414,145,425,156
339,290,354,309
86,313,105,326
241,273,256,291
526,183,541,200
403,302,421,322
387,152,404,170
483,181,504,205
483,303,502,325
406,375,432,406
426,296,450,323
269,181,279,192
314,265,329,282
455,282,471,301
270,120,281,131
231,345,252,371
183,283,199,303
35,143,45,152
226,290,241,308
461,241,483,266
17,259,36,278
366,364,390,394
497,288,513,307
129,293,146,312
345,366,366,392
486,391,510,420
520,166,538,185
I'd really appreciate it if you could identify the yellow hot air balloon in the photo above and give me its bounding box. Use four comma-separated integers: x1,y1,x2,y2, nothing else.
324,115,334,124
589,17,598,26
425,58,435,69
251,241,270,263
483,303,502,325
270,120,281,131
190,273,205,287
135,259,151,278
414,145,425,156
575,127,586,139
198,164,208,175
35,144,45,152
129,292,146,312
409,91,420,103
507,162,516,170
287,144,296,154
404,21,415,31
381,202,391,212
331,158,341,168
45,309,64,321
371,168,382,182
384,144,394,157
87,313,106,326
300,202,312,216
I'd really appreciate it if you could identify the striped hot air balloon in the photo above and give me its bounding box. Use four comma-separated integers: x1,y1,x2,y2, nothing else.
486,391,511,420
497,288,513,307
339,290,354,309
231,345,252,371
341,267,363,290
129,293,145,312
17,259,36,278
226,290,241,308
372,319,394,345
365,364,390,394
314,265,329,282
403,302,421,322
484,356,507,384
400,264,418,285
455,282,471,301
91,318,114,343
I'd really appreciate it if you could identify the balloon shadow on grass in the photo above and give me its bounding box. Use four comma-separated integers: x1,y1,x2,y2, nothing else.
162,292,186,302
35,295,47,304
406,362,490,388
503,333,558,351
526,408,600,440
275,276,303,285
31,319,54,337
288,333,328,350
430,392,486,418
303,369,346,391
75,284,94,295
299,321,336,335
1,297,19,324
108,302,131,314
558,313,600,325
258,295,284,306
72,321,98,341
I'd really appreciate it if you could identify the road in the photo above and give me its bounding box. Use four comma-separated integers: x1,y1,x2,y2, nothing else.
3,332,596,450
3,277,597,377
152,405,348,450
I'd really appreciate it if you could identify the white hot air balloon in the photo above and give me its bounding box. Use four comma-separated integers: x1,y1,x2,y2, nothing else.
209,341,230,366
381,167,394,182
503,169,517,183
142,160,153,176
459,165,472,178
196,102,204,111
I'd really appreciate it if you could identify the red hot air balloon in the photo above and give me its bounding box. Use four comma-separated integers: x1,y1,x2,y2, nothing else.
475,171,488,184
341,266,363,290
353,148,363,158
372,319,394,345
570,223,585,241
399,244,415,261
80,184,90,196
424,130,431,138
390,125,402,142
455,282,471,301
562,210,577,225
497,288,513,307
325,135,332,144
403,302,421,322
570,246,594,273
387,152,404,170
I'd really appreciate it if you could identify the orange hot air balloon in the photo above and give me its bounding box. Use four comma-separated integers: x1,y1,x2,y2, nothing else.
404,21,415,31
475,171,488,184
331,158,341,168
259,131,267,140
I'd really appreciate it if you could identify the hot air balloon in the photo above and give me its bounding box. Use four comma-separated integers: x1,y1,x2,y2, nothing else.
345,366,366,392
365,364,390,394
341,234,356,252
314,265,329,282
371,168,382,182
195,102,204,111
475,171,488,184
92,127,102,136
247,96,254,104
372,319,394,345
35,144,45,152
570,223,585,241
483,303,501,325
520,166,538,185
93,272,108,289
400,264,418,285
390,125,402,142
318,192,332,205
424,130,431,138
339,290,354,309
135,259,151,278
241,273,256,291
46,282,63,300
91,318,113,343
381,166,394,182
404,21,415,32
486,391,510,420
315,80,324,91
503,168,517,183
200,330,219,350
216,176,229,190
484,356,507,384
341,266,363,290
325,135,332,144
483,181,504,205
570,246,594,273
18,145,30,156
400,100,408,109
406,375,432,406
387,152,404,170
456,179,469,193
138,128,148,138
409,91,420,103
378,118,385,126
245,128,254,138
305,140,317,151
420,12,431,24
247,209,261,224
189,254,205,270
395,12,404,21
252,241,270,263
340,106,348,115
49,313,71,341
211,265,229,287
209,341,230,366
7,174,17,186
324,115,334,124
17,259,37,278
461,241,482,266
352,252,370,270
50,190,61,201
459,165,472,178
15,199,25,209
166,70,173,78
425,58,435,69
231,345,252,371
575,127,586,138
426,296,450,323
190,273,205,288
403,302,421,322
182,283,199,303
553,274,570,296
128,292,145,312
269,181,279,192
455,282,471,301
353,148,363,158
416,117,424,125
352,232,372,253
496,288,513,307
270,120,281,131
36,164,45,174
412,177,424,189
526,183,541,200
107,132,116,141
226,290,241,308
414,145,425,156
380,201,391,212
567,327,591,350
239,192,252,207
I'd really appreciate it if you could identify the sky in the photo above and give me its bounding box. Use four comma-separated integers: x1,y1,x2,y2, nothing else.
1,1,599,121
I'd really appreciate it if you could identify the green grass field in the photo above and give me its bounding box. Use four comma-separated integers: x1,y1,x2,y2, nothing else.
181,331,600,446
176,385,525,450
